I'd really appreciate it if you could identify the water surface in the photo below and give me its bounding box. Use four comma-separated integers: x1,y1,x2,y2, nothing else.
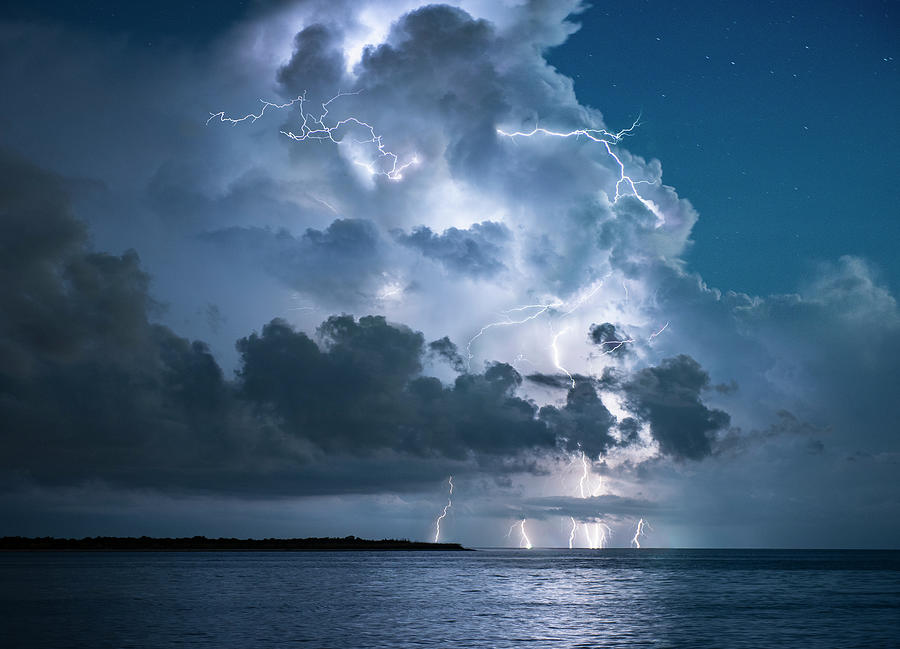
2,549,898,648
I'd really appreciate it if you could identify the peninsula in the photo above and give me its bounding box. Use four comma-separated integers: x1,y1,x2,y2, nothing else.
0,535,469,551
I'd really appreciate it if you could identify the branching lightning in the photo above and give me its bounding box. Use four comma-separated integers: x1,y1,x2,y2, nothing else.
507,519,533,549
570,451,611,549
465,275,612,373
213,93,671,553
465,301,562,370
208,90,418,181
518,519,533,549
497,117,665,226
583,521,612,550
588,320,668,361
631,518,651,548
597,337,636,356
433,476,453,543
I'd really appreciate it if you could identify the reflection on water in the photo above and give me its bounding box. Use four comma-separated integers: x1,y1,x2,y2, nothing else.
2,549,899,648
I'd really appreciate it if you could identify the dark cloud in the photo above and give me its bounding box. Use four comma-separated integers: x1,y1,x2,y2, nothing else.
237,317,557,460
201,219,386,305
0,151,154,379
0,152,264,491
714,410,826,457
525,373,574,389
539,381,616,458
276,23,347,101
713,380,738,395
1,155,666,497
518,494,671,522
588,322,632,357
618,417,642,446
622,355,731,461
393,221,510,277
427,336,466,372
357,5,509,181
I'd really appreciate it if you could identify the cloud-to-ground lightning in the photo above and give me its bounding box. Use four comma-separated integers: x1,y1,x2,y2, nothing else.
497,117,665,226
508,519,533,549
212,89,666,553
571,451,611,549
518,520,533,549
433,476,453,543
584,521,612,550
208,91,417,180
631,518,650,548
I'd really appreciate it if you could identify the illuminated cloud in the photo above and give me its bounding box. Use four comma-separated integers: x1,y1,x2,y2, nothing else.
0,0,898,546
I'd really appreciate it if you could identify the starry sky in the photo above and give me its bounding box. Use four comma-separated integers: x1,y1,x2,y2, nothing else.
549,0,899,296
0,0,897,548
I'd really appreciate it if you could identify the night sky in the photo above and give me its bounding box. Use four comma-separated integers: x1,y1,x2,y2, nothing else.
0,0,897,548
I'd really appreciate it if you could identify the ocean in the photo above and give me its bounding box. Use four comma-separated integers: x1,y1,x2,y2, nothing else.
1,549,898,648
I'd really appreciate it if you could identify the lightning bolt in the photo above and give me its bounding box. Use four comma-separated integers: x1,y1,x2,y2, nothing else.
217,94,666,551
578,451,590,499
497,117,665,226
208,90,418,181
512,352,537,373
566,451,611,549
578,450,602,499
631,518,651,548
588,317,668,364
465,275,612,373
465,301,562,370
559,276,611,317
597,337,636,356
584,521,612,550
519,520,533,549
433,476,453,543
507,519,533,549
551,326,575,389
647,321,669,342
312,196,338,214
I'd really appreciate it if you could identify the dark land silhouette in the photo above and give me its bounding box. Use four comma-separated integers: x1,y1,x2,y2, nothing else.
0,536,469,551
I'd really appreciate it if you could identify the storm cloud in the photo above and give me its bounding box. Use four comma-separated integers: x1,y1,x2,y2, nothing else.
201,219,387,306
393,221,511,277
622,355,731,461
1,154,715,496
0,0,898,546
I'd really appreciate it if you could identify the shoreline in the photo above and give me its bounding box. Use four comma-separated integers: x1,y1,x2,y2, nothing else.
0,536,471,552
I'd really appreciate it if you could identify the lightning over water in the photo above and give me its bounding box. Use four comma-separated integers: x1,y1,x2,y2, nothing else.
569,451,612,549
518,520,533,550
631,518,650,549
433,476,453,543
3,2,900,647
